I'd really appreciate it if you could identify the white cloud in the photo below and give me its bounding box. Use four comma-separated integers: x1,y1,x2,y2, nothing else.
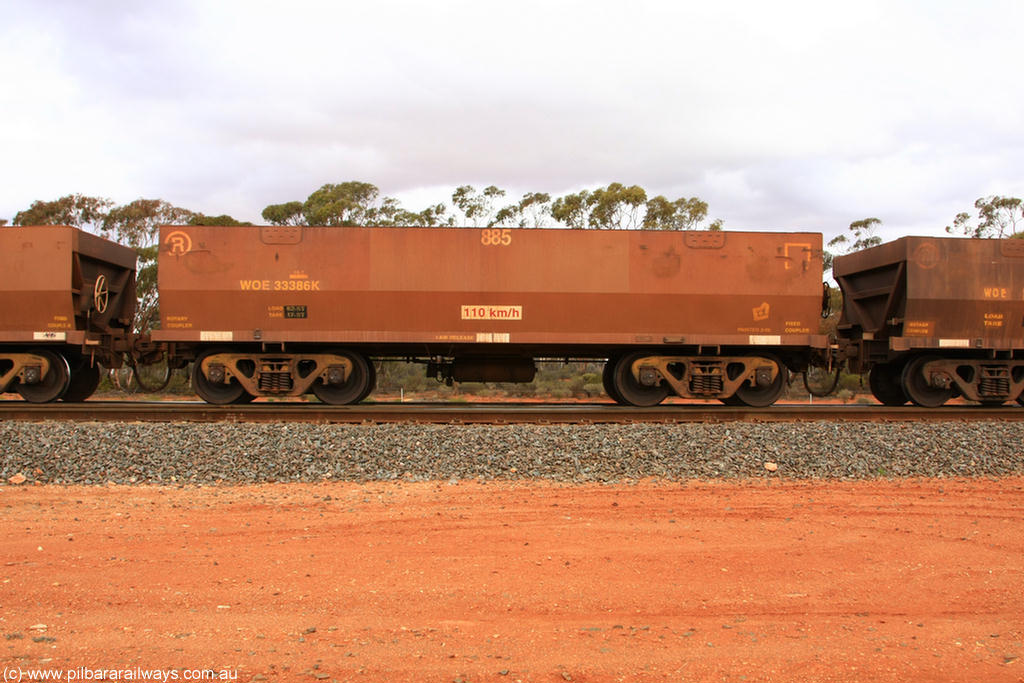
1,0,1022,237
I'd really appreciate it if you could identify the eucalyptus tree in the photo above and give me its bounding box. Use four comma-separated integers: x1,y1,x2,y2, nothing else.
947,196,1023,238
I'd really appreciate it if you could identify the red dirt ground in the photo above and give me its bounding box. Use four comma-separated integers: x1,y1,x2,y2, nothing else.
2,478,1023,682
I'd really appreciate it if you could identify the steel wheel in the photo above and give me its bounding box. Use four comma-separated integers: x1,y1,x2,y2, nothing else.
868,362,908,406
355,361,377,403
612,353,669,407
602,359,625,404
312,351,373,405
901,355,953,408
16,351,71,403
191,351,247,405
734,361,788,407
62,361,101,402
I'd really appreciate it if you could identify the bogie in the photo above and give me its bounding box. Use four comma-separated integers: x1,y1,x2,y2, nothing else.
901,355,954,408
612,353,670,407
734,362,788,407
192,350,249,405
609,353,789,407
15,351,71,403
190,349,374,405
312,351,374,405
892,356,1024,407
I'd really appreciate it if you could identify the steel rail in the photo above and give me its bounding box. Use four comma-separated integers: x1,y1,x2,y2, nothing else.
1,401,1023,424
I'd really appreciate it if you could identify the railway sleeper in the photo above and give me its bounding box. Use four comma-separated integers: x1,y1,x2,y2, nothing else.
198,352,354,398
906,357,1024,405
630,355,783,403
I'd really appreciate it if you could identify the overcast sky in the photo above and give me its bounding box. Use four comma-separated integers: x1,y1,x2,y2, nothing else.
2,0,1021,242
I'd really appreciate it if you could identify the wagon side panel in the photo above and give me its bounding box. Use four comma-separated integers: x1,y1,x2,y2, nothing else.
155,225,826,351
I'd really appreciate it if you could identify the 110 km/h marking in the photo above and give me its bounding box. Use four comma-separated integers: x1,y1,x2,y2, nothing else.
461,305,523,320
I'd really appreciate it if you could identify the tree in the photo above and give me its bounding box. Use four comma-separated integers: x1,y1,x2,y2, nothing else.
0,219,8,226
451,185,506,227
550,190,593,229
494,192,552,228
264,182,449,228
643,195,722,231
828,217,882,252
946,196,1023,238
189,213,252,226
263,180,718,231
552,184,647,230
102,199,196,330
369,197,450,227
262,201,306,226
12,194,113,230
302,181,381,226
588,183,647,229
409,202,450,227
824,218,883,274
102,199,193,249
552,184,720,230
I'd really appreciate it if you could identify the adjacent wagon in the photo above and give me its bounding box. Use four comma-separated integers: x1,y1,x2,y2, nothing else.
834,236,1024,406
0,226,137,402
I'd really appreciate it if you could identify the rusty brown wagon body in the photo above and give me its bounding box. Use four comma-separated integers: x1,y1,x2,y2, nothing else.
155,225,828,405
0,226,137,402
834,236,1024,406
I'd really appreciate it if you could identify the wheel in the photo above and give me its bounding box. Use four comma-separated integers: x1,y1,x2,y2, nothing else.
612,353,669,407
602,359,625,404
1017,392,1024,407
312,350,373,405
231,391,257,404
16,351,71,403
62,362,101,402
354,360,377,403
191,351,247,405
733,360,788,407
868,362,908,406
901,355,953,408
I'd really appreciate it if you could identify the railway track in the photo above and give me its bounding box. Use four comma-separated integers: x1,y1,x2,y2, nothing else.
2,400,1023,424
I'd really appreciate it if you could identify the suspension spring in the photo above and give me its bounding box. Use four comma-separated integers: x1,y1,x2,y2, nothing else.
979,367,1010,398
689,371,723,395
258,370,293,393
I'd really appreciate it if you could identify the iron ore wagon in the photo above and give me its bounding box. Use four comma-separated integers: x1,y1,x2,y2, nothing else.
0,226,136,402
153,225,828,406
834,236,1024,406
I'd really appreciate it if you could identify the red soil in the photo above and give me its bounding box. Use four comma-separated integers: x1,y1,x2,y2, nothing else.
2,478,1022,682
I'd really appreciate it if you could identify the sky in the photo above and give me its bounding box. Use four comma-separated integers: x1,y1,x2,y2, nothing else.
1,0,1022,243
